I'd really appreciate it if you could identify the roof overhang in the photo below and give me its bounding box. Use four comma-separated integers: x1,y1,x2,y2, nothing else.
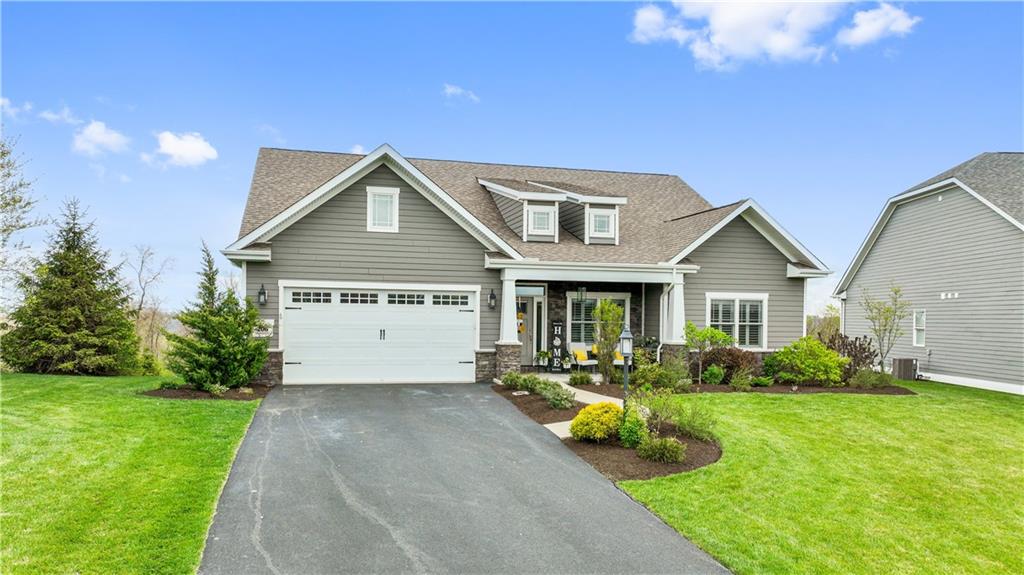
221,249,271,262
787,263,830,278
478,179,567,202
224,144,525,262
832,177,1024,296
662,199,830,273
485,254,698,283
526,181,628,205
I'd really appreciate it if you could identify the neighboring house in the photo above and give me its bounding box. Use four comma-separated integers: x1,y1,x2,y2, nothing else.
224,144,830,385
834,152,1024,395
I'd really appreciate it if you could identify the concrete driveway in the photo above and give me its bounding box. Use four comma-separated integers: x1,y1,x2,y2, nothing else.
199,384,728,574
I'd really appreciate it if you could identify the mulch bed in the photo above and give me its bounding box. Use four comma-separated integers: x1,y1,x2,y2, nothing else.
570,383,626,399
564,422,722,481
692,384,916,395
142,384,272,401
491,384,586,424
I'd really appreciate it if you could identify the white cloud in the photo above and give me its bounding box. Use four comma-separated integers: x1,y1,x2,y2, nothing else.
631,2,920,70
39,105,82,125
442,83,480,103
837,3,921,47
255,123,286,145
148,131,218,167
1,98,34,119
72,120,130,156
350,144,366,154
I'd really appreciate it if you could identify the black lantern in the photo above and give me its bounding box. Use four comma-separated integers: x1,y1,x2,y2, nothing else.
257,284,268,306
620,324,634,409
488,289,497,310
577,285,586,302
619,324,634,359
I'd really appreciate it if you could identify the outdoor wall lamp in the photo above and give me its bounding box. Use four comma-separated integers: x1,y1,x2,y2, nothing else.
488,289,496,310
577,285,586,302
257,284,268,306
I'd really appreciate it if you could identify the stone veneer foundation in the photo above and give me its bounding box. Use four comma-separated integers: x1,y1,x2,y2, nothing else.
495,343,522,378
475,351,497,382
250,350,283,387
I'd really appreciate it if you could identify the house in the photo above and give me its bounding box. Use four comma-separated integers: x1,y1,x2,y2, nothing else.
223,144,830,385
834,152,1024,395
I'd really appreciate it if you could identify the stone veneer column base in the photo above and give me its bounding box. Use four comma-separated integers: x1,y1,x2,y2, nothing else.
494,343,523,379
250,350,283,387
659,344,688,364
475,351,497,382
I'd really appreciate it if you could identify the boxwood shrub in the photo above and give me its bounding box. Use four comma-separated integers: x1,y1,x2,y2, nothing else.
637,437,686,463
569,402,623,443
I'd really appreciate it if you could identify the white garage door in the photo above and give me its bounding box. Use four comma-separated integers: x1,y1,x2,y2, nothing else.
281,286,478,384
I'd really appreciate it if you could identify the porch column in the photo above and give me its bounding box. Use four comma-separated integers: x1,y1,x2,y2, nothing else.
497,274,519,344
664,278,686,345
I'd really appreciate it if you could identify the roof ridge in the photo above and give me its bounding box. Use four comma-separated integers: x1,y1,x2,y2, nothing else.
663,200,745,223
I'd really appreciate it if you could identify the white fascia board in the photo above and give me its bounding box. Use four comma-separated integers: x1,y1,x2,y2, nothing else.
478,178,566,202
486,254,699,283
663,200,830,273
834,178,1024,296
221,249,271,262
277,279,481,293
225,144,523,260
787,263,831,278
526,181,628,205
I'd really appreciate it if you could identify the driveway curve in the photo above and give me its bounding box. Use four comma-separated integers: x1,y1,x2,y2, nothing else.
199,384,728,574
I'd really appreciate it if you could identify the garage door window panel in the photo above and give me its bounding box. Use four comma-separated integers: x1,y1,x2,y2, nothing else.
388,293,425,305
291,291,332,304
339,292,378,304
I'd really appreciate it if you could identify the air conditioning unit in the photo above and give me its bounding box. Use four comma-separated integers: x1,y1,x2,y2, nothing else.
892,358,918,381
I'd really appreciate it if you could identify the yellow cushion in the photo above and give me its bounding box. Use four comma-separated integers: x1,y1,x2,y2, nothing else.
573,349,589,362
615,351,624,361
591,344,599,355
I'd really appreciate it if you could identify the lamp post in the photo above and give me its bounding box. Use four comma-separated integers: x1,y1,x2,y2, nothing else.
619,324,633,413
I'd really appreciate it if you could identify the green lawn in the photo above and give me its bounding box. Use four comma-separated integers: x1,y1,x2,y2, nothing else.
1,374,259,574
622,380,1024,575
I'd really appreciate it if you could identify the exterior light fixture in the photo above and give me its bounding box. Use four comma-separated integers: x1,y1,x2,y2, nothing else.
257,284,268,306
488,289,497,310
577,285,587,302
619,324,634,411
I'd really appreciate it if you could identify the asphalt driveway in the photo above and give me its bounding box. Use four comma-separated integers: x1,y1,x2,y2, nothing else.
199,384,728,574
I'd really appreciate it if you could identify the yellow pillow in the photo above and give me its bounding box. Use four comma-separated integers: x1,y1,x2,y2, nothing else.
615,351,624,361
591,344,599,355
573,349,589,362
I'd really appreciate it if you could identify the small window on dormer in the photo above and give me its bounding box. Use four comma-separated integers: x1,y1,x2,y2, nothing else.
589,208,616,239
366,186,400,233
527,205,556,236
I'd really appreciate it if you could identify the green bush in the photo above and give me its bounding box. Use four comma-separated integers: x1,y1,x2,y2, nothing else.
751,375,773,387
569,402,623,443
207,383,229,397
593,300,624,385
729,367,754,392
619,408,649,448
158,378,186,390
637,437,686,463
848,369,895,389
569,371,593,387
540,384,576,409
703,347,760,383
762,353,782,378
770,336,849,387
673,399,718,442
501,371,524,389
519,374,548,394
633,388,677,434
610,368,624,387
702,364,726,386
633,363,689,391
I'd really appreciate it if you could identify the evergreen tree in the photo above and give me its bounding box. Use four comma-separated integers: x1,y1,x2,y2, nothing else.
165,243,267,390
1,199,139,374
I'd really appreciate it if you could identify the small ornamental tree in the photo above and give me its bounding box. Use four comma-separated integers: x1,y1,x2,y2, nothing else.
165,244,267,390
592,299,624,385
0,200,139,375
860,284,911,373
684,321,734,385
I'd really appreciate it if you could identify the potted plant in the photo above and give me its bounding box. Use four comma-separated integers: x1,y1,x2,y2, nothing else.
535,350,551,371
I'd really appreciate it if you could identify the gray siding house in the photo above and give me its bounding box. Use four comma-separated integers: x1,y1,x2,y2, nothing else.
224,144,830,385
834,153,1024,395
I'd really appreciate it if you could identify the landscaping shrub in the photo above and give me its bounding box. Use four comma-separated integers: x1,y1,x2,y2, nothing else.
770,336,849,387
569,371,593,387
762,352,782,378
619,408,649,449
673,399,718,442
501,371,524,389
632,345,657,368
540,383,576,409
848,368,895,389
633,388,676,434
637,437,686,463
207,383,228,397
569,402,623,443
751,375,773,387
702,364,725,386
610,368,624,387
663,355,693,393
519,374,548,394
820,332,878,382
593,300,625,384
137,350,164,376
632,363,685,391
684,321,734,385
729,367,754,392
158,378,186,390
703,347,760,383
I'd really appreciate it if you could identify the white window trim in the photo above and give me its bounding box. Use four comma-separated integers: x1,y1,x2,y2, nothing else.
913,309,926,347
566,291,631,348
526,204,557,237
589,207,616,239
366,186,400,233
704,292,769,351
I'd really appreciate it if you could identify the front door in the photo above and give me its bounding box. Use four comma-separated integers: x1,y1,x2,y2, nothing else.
517,297,534,365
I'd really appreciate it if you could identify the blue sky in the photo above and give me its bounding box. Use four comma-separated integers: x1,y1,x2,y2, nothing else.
3,1,1021,313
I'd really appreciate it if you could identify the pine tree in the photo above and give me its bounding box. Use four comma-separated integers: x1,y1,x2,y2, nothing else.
165,243,267,390
1,199,139,374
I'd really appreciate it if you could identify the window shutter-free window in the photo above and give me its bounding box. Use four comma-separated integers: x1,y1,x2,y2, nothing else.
366,187,399,232
913,310,926,346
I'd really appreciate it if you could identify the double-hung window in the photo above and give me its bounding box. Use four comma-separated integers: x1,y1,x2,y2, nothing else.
366,186,400,233
569,292,629,346
706,293,767,349
913,310,926,347
526,205,556,236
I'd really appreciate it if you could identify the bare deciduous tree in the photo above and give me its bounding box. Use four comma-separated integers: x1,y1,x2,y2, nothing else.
1,136,46,308
124,244,173,316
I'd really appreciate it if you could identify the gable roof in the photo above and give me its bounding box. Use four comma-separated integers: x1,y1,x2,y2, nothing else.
229,144,827,269
834,152,1024,295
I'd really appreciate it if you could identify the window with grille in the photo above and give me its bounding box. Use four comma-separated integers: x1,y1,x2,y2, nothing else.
913,310,926,346
338,292,378,304
291,291,332,304
433,294,470,306
570,295,628,345
707,294,767,348
387,293,425,305
737,300,763,347
709,300,735,337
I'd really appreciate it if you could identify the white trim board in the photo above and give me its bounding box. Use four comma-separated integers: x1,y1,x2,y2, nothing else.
704,292,770,352
833,178,1024,295
224,144,524,261
918,371,1024,396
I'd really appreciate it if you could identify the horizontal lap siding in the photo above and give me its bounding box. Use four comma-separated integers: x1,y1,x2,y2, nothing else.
560,203,585,242
683,217,805,349
843,187,1024,385
246,165,501,349
491,192,523,237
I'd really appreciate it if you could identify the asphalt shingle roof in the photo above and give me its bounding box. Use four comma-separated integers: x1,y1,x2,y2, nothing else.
237,147,746,264
907,152,1023,224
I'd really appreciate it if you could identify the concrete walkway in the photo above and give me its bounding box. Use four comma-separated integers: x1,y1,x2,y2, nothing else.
502,374,624,439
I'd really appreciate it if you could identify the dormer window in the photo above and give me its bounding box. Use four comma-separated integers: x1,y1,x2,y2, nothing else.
526,204,557,237
586,206,619,244
366,186,400,233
